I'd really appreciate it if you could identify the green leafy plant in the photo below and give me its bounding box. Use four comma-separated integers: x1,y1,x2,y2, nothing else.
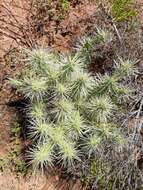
10,122,21,137
0,121,28,174
110,0,138,22
60,0,70,12
0,158,9,171
0,139,27,174
8,141,27,174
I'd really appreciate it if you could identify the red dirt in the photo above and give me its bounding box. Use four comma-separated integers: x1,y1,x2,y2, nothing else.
0,0,29,154
52,3,97,52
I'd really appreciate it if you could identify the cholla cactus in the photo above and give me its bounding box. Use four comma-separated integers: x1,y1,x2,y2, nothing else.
59,54,83,80
26,48,55,70
58,140,79,168
28,120,52,140
87,96,115,123
51,98,74,122
75,29,113,64
66,111,86,140
11,45,140,189
28,101,46,120
75,37,95,62
84,134,102,156
96,28,113,43
27,141,54,171
10,74,48,100
70,70,94,99
92,73,130,99
113,57,138,78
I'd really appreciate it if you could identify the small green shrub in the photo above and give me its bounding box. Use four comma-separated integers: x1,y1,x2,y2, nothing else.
0,158,9,171
10,122,21,137
110,0,138,22
8,141,27,174
60,0,70,12
0,139,27,174
0,122,28,174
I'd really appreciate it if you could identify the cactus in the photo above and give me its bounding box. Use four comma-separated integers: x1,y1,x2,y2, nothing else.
10,33,142,189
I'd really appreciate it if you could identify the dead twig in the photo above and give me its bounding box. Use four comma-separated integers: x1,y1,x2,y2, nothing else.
0,2,35,48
